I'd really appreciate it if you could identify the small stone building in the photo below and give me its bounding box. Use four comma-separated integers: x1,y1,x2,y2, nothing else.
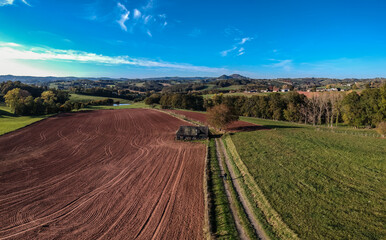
176,126,209,140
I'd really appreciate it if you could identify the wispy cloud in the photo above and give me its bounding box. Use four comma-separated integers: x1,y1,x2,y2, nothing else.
115,1,167,36
220,36,253,57
0,42,226,73
239,37,252,45
133,9,141,19
188,28,202,37
220,47,237,57
265,59,293,71
117,3,130,31
0,0,30,6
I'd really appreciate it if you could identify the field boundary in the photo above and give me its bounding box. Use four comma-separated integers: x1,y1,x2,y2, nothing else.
223,135,299,240
203,142,215,240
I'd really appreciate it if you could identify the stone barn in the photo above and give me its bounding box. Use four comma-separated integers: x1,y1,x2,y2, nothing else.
176,126,209,140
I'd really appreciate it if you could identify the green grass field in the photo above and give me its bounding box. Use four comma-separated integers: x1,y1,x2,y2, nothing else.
0,105,48,136
230,118,386,239
208,139,239,239
69,93,131,104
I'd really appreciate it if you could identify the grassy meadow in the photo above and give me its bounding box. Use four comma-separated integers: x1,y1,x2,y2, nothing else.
230,117,386,239
69,93,132,104
0,104,48,136
207,139,239,239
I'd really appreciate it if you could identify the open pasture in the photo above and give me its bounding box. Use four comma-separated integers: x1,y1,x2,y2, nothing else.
230,118,386,239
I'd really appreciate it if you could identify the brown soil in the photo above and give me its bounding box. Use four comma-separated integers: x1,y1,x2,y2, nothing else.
165,109,265,132
0,109,205,240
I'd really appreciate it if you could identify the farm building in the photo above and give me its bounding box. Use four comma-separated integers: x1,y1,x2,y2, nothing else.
176,126,209,140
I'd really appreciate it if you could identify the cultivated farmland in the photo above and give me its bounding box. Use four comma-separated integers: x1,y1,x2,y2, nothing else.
0,109,205,239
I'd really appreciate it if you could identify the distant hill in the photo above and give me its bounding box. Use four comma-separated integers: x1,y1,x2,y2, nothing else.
217,74,249,80
0,75,210,84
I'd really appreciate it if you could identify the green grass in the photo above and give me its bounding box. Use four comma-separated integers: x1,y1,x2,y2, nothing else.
69,93,131,104
0,105,49,136
216,139,259,239
203,92,281,99
207,139,238,239
230,118,386,239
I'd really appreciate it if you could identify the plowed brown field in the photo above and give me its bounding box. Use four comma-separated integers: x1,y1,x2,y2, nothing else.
165,109,264,132
0,109,205,239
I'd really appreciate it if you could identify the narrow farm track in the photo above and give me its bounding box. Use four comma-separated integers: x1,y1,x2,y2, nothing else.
214,139,248,240
0,109,205,240
217,139,269,240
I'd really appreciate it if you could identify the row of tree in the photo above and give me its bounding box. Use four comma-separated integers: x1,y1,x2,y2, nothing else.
145,85,385,128
145,93,204,111
205,87,385,127
3,88,117,115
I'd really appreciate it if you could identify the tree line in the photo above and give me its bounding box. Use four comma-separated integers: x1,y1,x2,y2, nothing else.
146,85,385,128
145,93,204,111
206,87,385,128
2,88,118,116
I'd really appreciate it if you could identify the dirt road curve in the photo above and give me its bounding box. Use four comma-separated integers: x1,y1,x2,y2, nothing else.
0,109,205,239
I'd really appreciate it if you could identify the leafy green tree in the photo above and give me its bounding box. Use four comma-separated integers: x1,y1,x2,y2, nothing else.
342,92,364,127
4,88,31,114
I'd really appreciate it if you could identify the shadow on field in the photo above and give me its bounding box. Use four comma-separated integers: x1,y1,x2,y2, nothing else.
0,109,15,117
259,124,302,130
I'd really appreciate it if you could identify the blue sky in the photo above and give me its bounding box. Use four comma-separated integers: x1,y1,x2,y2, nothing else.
0,0,385,78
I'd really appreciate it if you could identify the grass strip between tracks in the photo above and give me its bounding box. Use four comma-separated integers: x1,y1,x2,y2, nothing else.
223,134,299,240
207,139,239,239
216,138,259,239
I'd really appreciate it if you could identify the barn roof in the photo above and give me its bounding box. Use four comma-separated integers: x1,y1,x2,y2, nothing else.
177,126,208,136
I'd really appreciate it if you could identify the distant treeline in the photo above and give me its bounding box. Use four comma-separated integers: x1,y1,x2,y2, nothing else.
146,85,386,128
145,93,204,111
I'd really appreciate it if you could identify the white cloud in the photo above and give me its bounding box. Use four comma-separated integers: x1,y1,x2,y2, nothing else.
266,59,293,71
0,42,21,47
117,2,127,11
220,47,237,57
133,9,141,19
0,0,29,6
117,3,130,31
0,0,14,6
0,42,226,74
116,2,166,36
239,37,252,45
220,36,252,57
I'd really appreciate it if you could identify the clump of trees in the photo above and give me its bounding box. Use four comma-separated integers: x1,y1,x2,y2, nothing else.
4,88,71,115
144,93,204,111
207,104,239,131
3,88,117,116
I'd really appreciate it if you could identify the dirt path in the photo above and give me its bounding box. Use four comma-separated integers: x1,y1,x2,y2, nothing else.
217,138,269,240
214,139,248,240
0,109,205,240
